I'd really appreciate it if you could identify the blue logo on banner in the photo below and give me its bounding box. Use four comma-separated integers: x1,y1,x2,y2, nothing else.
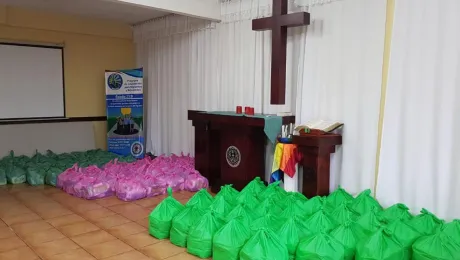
107,73,123,90
131,141,144,156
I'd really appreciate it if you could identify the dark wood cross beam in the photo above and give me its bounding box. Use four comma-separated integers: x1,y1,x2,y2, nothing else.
252,0,310,105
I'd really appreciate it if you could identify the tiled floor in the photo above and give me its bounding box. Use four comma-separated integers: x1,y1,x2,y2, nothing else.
0,184,209,260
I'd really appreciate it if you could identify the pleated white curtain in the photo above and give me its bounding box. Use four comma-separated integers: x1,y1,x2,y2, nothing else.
295,0,387,194
135,0,309,156
376,0,460,220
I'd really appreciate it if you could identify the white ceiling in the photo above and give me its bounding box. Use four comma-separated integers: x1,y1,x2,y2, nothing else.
0,0,169,24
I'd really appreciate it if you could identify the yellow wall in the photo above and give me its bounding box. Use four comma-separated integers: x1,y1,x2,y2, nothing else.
0,5,136,149
374,0,395,195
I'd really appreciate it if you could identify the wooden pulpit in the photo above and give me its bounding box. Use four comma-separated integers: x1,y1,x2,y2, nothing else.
292,134,342,198
188,110,295,192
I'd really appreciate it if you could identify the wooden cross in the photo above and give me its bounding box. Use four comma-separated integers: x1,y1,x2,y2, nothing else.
252,0,310,105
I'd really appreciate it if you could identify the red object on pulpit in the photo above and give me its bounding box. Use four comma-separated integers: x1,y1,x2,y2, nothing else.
236,106,242,114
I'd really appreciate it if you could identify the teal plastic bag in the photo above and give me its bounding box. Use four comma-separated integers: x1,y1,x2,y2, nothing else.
187,210,226,258
351,189,382,215
328,202,360,224
186,189,214,209
305,209,337,234
412,232,460,260
356,227,409,260
0,168,6,185
215,184,239,205
277,216,313,259
355,210,383,235
210,195,234,216
213,217,251,260
379,203,412,223
296,232,346,260
170,206,204,247
298,196,324,216
330,221,368,260
149,188,185,239
240,228,289,260
442,220,460,245
324,186,354,212
6,162,26,184
45,167,62,186
406,208,444,236
26,166,46,186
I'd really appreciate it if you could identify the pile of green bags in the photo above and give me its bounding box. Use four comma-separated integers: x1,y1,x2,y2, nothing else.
0,149,134,186
148,178,460,260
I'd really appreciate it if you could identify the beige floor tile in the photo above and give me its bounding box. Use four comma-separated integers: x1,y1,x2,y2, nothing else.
57,221,100,237
134,197,162,208
46,214,85,227
109,204,150,221
102,250,150,260
84,239,133,259
0,236,27,252
42,186,62,195
0,246,39,260
11,220,53,236
0,220,6,227
136,217,150,228
81,208,116,221
95,197,127,207
106,222,146,238
71,230,117,247
45,248,96,260
33,238,80,259
36,207,73,219
108,204,145,215
21,228,66,246
0,226,16,239
121,231,161,249
140,240,185,260
69,203,103,213
2,212,42,226
166,252,211,260
94,214,131,229
0,205,33,218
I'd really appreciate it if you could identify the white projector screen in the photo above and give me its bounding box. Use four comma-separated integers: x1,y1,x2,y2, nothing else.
0,43,65,120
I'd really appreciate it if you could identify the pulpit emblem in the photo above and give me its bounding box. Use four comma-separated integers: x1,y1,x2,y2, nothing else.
226,146,241,168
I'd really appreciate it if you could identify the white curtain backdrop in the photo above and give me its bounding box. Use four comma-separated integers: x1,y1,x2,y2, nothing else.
295,0,387,194
135,0,309,156
376,0,460,220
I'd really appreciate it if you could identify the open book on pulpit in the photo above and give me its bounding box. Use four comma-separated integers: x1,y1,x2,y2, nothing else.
295,120,343,135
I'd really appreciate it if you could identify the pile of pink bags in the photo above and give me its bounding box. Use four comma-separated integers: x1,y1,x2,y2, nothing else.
57,154,208,201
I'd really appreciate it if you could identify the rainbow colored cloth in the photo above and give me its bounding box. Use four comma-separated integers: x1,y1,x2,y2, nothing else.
270,143,302,183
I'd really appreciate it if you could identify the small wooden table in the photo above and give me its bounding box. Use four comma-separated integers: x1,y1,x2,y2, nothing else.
292,134,342,198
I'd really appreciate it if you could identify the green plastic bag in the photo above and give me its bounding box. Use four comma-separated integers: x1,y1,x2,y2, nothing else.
0,168,6,185
213,217,251,260
287,191,308,202
277,216,313,259
379,203,412,223
215,184,239,205
240,228,289,260
226,204,256,226
170,206,204,247
355,210,383,235
250,213,286,234
187,210,226,258
186,189,214,209
259,195,284,215
406,208,443,236
356,228,409,260
235,191,260,208
45,167,62,186
328,202,360,225
330,221,368,260
210,195,234,216
385,219,421,255
240,177,266,196
442,220,460,245
149,188,185,239
6,163,26,184
26,166,46,186
298,196,324,216
258,181,282,200
296,232,346,260
280,198,306,219
351,189,382,215
412,232,460,260
306,209,337,234
324,186,354,212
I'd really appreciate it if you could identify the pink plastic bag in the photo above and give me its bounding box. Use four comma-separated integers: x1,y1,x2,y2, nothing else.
184,172,209,192
57,164,81,189
165,173,185,192
142,174,167,198
116,178,147,201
